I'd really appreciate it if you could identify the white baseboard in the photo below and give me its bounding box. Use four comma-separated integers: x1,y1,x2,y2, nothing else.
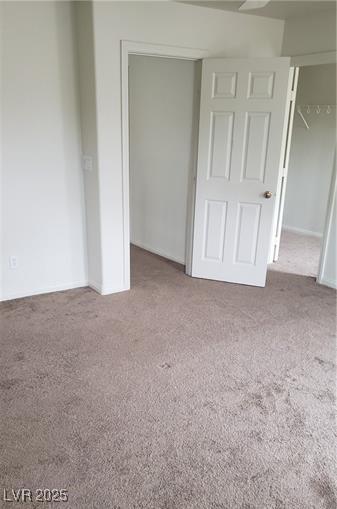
0,280,88,302
317,276,337,290
282,225,323,238
88,280,129,295
88,280,102,294
1,280,129,302
131,241,185,265
101,285,129,295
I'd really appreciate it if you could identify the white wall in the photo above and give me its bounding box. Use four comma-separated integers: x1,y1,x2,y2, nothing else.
318,152,336,289
283,64,336,236
129,55,199,264
1,1,87,300
75,1,102,292
87,1,285,293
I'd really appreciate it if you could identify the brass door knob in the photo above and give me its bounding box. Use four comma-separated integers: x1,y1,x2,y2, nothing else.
264,191,273,199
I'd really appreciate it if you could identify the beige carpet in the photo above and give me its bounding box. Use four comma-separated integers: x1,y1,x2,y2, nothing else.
0,244,336,508
271,230,322,277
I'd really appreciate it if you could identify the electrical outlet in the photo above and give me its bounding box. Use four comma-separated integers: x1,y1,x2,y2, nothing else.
9,256,18,269
82,155,93,172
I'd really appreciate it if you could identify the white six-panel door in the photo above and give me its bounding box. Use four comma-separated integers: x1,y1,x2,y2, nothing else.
191,58,291,287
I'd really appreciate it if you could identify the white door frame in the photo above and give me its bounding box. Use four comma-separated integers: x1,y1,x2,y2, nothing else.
269,66,299,263
317,148,336,288
121,40,208,288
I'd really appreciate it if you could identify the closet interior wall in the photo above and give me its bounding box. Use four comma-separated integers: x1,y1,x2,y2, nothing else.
283,64,336,238
129,55,201,265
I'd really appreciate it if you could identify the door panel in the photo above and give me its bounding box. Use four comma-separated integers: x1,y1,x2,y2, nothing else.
241,112,270,182
235,202,261,265
203,200,227,261
192,58,291,287
208,112,234,180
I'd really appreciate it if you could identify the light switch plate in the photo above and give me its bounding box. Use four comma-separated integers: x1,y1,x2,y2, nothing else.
82,155,93,172
9,256,18,269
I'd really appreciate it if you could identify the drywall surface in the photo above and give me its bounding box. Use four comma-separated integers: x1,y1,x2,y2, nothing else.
129,55,198,264
90,0,285,293
295,64,337,105
283,64,336,236
75,1,102,291
319,154,336,289
282,9,336,56
1,2,87,300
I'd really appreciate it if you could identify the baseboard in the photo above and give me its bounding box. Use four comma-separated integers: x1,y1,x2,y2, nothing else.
317,277,337,290
88,280,102,294
282,225,323,238
1,279,130,302
131,241,185,265
88,280,129,295
0,280,88,302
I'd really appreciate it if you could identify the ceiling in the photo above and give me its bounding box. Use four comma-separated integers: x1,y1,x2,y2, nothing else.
179,0,337,20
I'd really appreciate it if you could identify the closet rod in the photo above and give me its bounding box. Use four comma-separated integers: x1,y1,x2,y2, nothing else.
296,104,336,129
297,104,337,112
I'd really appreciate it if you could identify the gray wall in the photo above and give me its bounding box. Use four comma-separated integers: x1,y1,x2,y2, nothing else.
129,55,200,264
283,64,336,236
2,1,87,300
282,9,336,56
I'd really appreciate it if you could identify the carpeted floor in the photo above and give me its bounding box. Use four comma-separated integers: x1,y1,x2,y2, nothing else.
0,242,336,508
272,230,322,277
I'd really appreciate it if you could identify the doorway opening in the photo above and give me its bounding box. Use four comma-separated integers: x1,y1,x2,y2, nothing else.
123,47,335,290
270,63,336,279
128,53,202,286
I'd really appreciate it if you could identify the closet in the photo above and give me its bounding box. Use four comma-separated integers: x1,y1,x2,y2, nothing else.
274,63,336,277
